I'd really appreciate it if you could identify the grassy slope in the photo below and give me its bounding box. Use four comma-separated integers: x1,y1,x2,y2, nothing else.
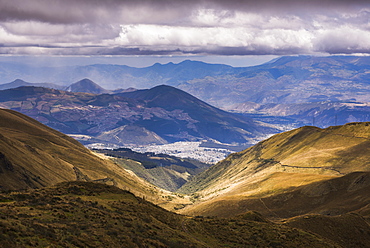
183,172,370,219
0,181,338,248
178,123,370,218
0,109,179,206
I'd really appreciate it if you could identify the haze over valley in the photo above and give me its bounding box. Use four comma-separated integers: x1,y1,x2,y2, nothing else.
3,55,370,131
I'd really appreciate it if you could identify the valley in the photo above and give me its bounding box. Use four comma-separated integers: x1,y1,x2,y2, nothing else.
0,108,342,247
0,108,369,247
93,147,210,192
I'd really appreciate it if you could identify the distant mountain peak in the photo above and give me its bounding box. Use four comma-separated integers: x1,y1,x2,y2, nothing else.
151,84,178,91
120,84,204,109
65,78,108,94
0,79,32,91
11,79,29,84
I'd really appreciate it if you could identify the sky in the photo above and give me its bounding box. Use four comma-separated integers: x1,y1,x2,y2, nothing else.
0,0,370,67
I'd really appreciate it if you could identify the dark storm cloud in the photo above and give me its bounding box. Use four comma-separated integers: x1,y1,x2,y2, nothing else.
0,0,193,24
1,0,368,24
0,0,370,56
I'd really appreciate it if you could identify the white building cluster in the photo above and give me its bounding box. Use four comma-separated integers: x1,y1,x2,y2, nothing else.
130,141,232,164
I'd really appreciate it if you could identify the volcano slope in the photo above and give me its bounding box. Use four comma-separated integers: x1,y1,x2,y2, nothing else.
180,123,370,217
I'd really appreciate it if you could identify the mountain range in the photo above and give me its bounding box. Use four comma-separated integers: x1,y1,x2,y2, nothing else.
0,60,241,90
179,56,370,106
2,56,370,107
2,55,370,129
0,84,277,146
0,78,108,94
228,100,370,128
0,78,64,91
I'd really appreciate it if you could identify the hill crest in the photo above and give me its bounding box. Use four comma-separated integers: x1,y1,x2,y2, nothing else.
65,78,108,94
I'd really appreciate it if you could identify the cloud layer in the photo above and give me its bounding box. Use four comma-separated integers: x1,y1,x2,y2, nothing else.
1,0,370,56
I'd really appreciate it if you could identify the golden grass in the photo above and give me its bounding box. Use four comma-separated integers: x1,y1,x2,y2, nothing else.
179,123,370,218
0,109,188,209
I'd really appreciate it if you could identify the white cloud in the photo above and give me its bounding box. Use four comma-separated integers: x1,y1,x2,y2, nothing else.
314,25,370,53
114,20,314,54
0,0,370,56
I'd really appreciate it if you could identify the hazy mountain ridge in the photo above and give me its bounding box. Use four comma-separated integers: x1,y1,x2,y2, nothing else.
228,100,370,128
0,79,64,91
3,56,370,130
0,60,242,90
2,56,370,107
179,56,370,108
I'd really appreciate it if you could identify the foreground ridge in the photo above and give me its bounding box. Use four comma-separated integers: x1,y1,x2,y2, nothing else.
0,181,338,248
